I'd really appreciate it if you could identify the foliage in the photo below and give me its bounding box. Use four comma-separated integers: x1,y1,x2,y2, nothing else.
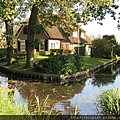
64,49,72,54
97,88,120,115
0,91,55,119
115,44,120,56
91,37,112,59
44,51,51,56
0,92,27,115
103,34,119,57
50,49,64,54
35,54,84,76
14,53,26,59
92,34,120,59
34,52,39,57
0,0,24,65
25,0,119,68
103,35,118,45
34,49,39,57
0,49,6,58
75,46,85,56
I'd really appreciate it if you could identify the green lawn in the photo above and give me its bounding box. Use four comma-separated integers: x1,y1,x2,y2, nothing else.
83,56,110,69
0,55,110,72
0,55,48,71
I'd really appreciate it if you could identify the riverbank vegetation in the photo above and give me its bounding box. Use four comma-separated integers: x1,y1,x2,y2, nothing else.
97,88,120,115
0,91,78,117
0,92,27,115
0,55,110,75
0,92,53,118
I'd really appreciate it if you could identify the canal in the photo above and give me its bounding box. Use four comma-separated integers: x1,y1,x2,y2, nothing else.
0,61,120,115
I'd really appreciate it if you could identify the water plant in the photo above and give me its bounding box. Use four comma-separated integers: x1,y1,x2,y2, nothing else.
0,90,79,120
97,87,120,115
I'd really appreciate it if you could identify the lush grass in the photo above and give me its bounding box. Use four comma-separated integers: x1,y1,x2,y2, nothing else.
0,92,28,115
0,55,48,71
83,56,110,69
0,55,110,73
97,88,120,115
0,91,78,117
35,55,49,63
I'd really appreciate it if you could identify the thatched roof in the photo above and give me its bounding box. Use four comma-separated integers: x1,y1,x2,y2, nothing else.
15,18,64,40
46,26,64,39
61,28,92,44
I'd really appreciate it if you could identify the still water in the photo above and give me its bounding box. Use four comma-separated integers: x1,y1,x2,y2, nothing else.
0,62,120,115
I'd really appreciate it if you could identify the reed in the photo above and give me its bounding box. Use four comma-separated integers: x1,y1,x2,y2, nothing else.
0,91,79,119
97,88,120,115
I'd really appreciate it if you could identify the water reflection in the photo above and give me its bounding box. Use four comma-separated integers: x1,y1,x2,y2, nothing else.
15,81,86,114
0,62,120,115
91,63,120,87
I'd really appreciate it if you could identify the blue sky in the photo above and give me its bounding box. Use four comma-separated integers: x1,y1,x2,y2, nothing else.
81,2,120,43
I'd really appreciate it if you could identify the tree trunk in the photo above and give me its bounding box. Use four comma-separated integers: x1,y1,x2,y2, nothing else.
24,5,38,68
5,20,14,66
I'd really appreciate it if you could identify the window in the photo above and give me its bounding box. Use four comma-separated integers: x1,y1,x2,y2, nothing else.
40,44,44,50
65,44,69,49
81,32,85,38
23,27,27,34
51,43,55,49
21,40,25,51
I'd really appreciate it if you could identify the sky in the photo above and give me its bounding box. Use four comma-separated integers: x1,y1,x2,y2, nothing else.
81,2,120,43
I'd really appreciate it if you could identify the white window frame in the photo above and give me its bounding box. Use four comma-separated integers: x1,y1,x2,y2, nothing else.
20,40,25,51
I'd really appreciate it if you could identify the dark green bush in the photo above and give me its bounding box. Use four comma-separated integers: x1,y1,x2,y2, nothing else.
14,54,26,59
50,49,64,54
35,54,84,76
74,46,85,56
0,49,6,58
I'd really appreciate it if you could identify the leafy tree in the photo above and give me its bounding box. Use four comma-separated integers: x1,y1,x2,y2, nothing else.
0,0,21,65
0,0,28,65
103,35,118,45
0,0,119,68
25,0,119,68
103,35,119,57
91,37,112,59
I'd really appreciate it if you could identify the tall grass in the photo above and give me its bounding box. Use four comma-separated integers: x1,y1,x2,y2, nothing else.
0,90,79,120
0,92,28,115
97,88,120,115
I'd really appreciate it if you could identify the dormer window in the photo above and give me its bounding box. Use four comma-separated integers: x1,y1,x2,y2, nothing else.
81,32,85,38
73,31,78,37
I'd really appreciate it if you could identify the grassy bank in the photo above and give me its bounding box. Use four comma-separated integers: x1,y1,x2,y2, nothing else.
83,56,110,69
0,55,110,72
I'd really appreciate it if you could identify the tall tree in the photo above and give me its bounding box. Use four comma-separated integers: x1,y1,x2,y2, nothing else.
25,4,38,68
92,36,113,59
103,35,118,45
25,0,119,68
0,0,27,65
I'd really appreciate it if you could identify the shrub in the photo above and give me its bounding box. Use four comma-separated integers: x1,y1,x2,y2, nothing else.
74,46,85,56
64,49,72,54
35,54,84,76
97,88,120,115
0,49,6,58
14,54,26,59
34,52,39,57
44,51,51,56
50,49,64,54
